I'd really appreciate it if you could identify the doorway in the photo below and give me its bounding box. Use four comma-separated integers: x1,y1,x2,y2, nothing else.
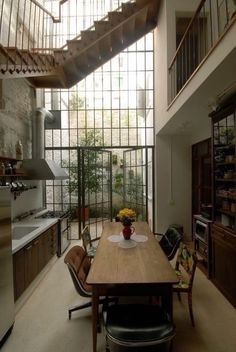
77,147,154,239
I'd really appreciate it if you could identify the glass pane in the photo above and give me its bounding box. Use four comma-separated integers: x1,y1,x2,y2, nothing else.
69,112,77,128
53,130,61,147
61,129,69,147
78,111,86,128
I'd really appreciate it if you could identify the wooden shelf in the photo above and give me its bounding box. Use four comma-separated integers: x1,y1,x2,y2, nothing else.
0,156,20,162
215,161,236,165
217,209,236,217
216,194,236,200
215,178,236,182
214,144,235,150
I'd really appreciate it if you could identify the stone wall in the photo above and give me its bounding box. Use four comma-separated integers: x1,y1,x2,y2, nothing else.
0,78,36,158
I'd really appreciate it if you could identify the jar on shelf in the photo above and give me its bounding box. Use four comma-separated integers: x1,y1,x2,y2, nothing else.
231,203,236,213
222,200,230,211
0,162,5,175
15,140,23,160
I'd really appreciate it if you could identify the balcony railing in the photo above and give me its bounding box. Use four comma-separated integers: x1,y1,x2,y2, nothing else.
168,0,236,104
0,0,68,53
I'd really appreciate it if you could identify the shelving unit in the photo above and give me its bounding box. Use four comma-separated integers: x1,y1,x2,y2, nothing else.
212,117,236,230
0,156,35,199
210,95,236,307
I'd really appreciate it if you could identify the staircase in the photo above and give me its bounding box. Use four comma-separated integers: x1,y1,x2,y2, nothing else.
0,0,160,89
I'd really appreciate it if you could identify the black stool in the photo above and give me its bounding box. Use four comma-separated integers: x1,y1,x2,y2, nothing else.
103,304,175,352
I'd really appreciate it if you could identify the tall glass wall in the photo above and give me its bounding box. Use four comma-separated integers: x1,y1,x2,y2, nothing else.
42,0,154,218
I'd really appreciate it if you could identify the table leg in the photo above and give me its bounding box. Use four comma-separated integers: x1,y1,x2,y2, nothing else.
92,289,99,352
161,286,173,320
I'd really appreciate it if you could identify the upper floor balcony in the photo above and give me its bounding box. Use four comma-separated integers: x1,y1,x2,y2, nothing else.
168,0,236,105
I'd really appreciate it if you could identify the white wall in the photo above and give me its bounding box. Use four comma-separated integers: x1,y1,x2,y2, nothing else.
155,134,191,238
11,181,44,219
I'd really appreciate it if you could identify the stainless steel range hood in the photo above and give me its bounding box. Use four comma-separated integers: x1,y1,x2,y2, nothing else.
23,159,68,180
23,107,68,180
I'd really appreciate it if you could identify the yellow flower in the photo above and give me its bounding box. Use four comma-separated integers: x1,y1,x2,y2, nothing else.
117,208,136,220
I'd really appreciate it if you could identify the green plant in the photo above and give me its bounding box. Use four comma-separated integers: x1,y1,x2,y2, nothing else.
113,172,123,194
69,93,85,109
63,130,104,199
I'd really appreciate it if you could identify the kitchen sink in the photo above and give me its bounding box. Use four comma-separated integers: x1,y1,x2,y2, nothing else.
12,226,39,240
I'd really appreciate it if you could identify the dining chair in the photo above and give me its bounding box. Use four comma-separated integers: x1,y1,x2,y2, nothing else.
173,243,198,326
64,245,113,320
81,225,99,257
103,303,176,352
158,225,183,260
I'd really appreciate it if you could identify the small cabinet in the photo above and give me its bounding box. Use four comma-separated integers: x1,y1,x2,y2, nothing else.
211,223,236,307
13,223,58,301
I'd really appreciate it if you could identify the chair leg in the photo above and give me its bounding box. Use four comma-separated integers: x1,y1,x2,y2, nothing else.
169,339,174,352
188,292,195,327
68,301,92,320
105,335,110,352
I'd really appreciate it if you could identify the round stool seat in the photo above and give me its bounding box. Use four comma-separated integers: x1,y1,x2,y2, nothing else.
103,304,175,347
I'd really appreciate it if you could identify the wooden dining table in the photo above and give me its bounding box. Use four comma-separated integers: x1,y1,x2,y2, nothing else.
86,221,178,352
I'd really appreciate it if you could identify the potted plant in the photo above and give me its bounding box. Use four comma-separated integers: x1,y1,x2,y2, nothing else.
63,130,104,221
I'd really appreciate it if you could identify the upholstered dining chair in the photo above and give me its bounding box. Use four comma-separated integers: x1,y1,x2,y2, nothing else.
81,225,99,257
158,225,183,260
173,243,198,327
103,303,176,352
64,245,111,320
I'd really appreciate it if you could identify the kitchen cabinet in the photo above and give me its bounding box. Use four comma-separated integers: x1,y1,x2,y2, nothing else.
211,223,236,307
13,223,58,301
24,238,40,288
13,248,25,300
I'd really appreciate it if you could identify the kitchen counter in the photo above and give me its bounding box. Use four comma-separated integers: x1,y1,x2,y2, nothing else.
12,217,58,254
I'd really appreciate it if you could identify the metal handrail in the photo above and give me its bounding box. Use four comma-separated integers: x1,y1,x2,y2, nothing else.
168,0,236,104
0,0,69,74
169,0,205,70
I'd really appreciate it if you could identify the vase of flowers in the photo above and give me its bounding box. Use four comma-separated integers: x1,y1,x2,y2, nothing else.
117,208,136,240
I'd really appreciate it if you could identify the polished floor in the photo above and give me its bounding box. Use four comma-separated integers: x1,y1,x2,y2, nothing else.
2,238,236,352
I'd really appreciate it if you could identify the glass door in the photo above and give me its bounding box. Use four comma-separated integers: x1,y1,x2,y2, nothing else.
78,148,112,239
123,147,153,224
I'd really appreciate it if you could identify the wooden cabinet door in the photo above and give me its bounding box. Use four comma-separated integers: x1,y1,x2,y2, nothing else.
50,224,58,257
24,239,39,288
13,248,25,301
13,224,58,301
212,225,236,307
38,232,49,272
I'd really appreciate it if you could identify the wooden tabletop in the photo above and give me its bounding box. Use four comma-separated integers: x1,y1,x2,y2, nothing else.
87,221,178,285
